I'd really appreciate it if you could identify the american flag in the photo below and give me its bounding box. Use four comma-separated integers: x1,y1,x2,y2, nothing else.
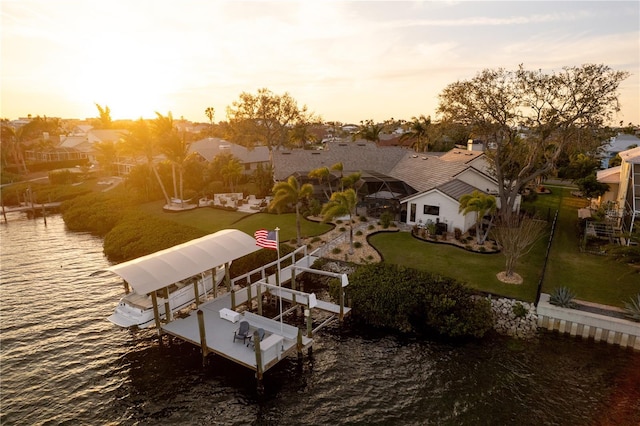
254,229,278,250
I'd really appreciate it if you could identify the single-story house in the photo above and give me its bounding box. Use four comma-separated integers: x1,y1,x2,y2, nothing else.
271,141,504,233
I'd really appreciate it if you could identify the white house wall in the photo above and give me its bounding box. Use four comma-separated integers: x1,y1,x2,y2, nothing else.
455,169,498,194
406,191,472,233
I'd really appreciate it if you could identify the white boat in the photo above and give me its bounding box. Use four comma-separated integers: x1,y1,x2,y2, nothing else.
108,265,226,328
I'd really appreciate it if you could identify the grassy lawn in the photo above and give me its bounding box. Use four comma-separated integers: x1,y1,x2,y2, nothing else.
369,232,546,301
138,200,332,244
542,186,640,308
371,185,640,306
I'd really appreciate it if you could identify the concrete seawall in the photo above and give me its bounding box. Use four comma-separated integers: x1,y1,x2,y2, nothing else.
537,293,640,350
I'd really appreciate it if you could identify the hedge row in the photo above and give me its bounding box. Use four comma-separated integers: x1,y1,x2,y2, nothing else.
342,263,494,338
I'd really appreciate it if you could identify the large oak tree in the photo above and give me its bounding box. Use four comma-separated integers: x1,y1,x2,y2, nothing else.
225,88,316,152
437,64,629,221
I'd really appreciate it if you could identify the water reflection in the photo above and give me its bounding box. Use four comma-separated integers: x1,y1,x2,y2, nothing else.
1,215,639,425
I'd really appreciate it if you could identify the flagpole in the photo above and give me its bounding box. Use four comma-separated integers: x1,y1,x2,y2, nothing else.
275,227,284,348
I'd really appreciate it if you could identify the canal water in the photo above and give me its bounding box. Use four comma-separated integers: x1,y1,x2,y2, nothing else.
1,214,639,425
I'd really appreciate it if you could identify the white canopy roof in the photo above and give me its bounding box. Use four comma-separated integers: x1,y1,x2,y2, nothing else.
107,229,260,295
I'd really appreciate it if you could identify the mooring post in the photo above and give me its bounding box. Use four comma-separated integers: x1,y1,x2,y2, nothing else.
193,279,200,308
41,196,47,226
254,330,263,385
197,310,208,366
297,329,303,360
151,291,162,337
212,268,217,298
163,287,172,322
257,282,263,315
306,306,312,338
247,281,252,312
225,262,231,292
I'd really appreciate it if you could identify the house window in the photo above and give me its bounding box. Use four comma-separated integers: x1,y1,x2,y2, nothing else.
423,205,439,216
410,203,416,222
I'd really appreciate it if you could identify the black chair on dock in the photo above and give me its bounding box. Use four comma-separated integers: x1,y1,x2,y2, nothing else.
247,328,265,348
233,321,251,343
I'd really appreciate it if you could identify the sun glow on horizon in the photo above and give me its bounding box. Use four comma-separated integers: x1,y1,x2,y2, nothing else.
1,1,638,124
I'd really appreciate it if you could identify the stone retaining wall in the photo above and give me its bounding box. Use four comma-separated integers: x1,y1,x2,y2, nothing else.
488,297,538,338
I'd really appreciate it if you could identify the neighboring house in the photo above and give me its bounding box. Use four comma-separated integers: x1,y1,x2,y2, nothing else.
271,141,502,233
597,145,640,237
58,128,128,164
600,133,640,168
189,137,270,174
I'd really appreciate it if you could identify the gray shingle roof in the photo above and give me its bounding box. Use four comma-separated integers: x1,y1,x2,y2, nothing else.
189,137,270,163
272,141,408,180
437,179,483,201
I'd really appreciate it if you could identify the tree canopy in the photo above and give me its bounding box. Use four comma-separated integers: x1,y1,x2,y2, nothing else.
437,64,629,220
225,88,317,151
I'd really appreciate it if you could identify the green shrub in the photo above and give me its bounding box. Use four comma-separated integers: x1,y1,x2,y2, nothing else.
311,236,321,243
354,241,362,249
623,293,640,322
512,302,527,318
359,215,367,222
549,286,577,308
103,211,205,262
380,211,393,229
367,224,375,231
342,263,493,338
339,226,346,232
336,219,343,224
48,169,77,185
61,192,135,236
355,230,363,236
332,247,342,255
454,227,462,240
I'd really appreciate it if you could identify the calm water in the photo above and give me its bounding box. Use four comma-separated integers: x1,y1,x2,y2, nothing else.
1,214,639,426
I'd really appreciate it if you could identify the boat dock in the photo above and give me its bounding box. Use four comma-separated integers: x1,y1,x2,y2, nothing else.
159,245,351,381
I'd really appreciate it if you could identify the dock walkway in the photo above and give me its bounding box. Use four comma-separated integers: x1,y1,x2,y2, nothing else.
162,292,311,373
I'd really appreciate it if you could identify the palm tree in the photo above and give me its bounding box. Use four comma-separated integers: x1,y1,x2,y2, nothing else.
331,162,344,191
153,112,191,205
221,157,243,193
93,140,118,177
121,118,171,206
308,166,332,200
459,190,497,245
354,119,385,143
205,107,215,138
269,176,313,247
321,188,358,254
400,115,432,152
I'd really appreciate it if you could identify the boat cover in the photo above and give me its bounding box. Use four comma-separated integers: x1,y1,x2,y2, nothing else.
107,229,260,295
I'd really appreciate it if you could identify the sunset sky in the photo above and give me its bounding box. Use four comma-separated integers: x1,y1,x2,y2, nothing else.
2,1,639,125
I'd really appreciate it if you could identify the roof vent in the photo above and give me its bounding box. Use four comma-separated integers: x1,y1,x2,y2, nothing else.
412,154,418,158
